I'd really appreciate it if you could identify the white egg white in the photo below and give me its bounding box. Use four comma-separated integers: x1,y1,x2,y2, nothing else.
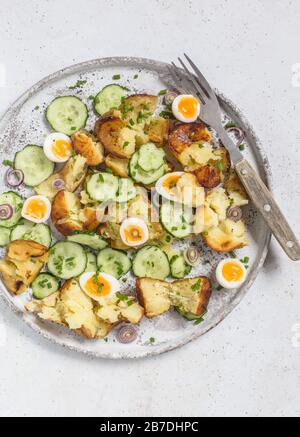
21,195,51,224
43,132,72,163
120,218,149,247
79,272,120,302
155,172,185,202
216,259,247,289
172,94,201,123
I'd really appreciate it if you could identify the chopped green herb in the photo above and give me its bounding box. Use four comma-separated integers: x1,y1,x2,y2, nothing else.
159,89,167,96
88,95,95,100
215,161,225,172
202,231,209,237
194,317,204,326
2,160,13,167
216,285,223,291
69,80,87,90
133,74,139,79
149,337,156,344
229,252,237,259
225,122,236,129
123,141,130,148
112,74,121,80
239,144,246,151
191,279,202,292
159,110,173,119
34,106,40,111
129,118,135,127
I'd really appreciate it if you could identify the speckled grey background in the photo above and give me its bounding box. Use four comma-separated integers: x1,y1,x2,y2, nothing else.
0,0,299,418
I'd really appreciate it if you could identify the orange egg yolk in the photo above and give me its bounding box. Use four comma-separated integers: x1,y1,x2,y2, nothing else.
25,199,47,220
178,96,199,118
163,175,181,192
124,225,145,244
52,139,72,159
84,275,112,298
222,262,244,283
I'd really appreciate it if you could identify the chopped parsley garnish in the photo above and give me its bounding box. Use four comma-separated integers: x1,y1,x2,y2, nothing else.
149,337,156,344
215,161,225,172
129,118,135,127
159,110,173,119
225,122,236,129
88,95,95,100
112,74,121,80
123,141,130,148
34,106,40,111
202,231,209,237
239,144,246,151
194,317,204,326
159,89,167,96
2,160,13,167
69,80,87,90
191,279,202,292
133,74,139,79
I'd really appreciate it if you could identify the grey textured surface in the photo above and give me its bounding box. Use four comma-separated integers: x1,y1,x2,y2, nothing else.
0,0,299,417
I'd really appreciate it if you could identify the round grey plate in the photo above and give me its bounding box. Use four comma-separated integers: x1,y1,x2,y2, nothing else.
0,57,271,359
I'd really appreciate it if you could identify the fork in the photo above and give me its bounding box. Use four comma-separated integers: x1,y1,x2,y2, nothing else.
168,54,300,261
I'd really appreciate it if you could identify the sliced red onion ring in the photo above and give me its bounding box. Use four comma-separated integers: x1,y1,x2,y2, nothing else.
164,91,178,106
226,206,243,222
116,326,138,344
52,179,65,190
184,247,200,267
5,168,24,188
225,127,245,148
0,204,13,220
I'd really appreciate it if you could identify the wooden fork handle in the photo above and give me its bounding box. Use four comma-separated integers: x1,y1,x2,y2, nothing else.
235,159,300,261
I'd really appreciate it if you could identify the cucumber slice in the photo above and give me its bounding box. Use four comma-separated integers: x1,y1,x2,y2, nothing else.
83,252,97,274
0,192,23,229
67,231,108,250
97,248,131,279
46,96,88,136
132,246,170,280
138,143,165,172
160,201,194,239
48,241,87,279
116,178,136,203
129,151,165,185
86,172,119,202
32,273,60,300
14,145,54,187
10,221,52,248
170,254,192,279
0,227,11,247
94,84,128,116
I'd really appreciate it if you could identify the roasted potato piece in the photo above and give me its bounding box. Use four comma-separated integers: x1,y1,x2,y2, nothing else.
0,240,48,295
51,191,82,236
206,188,231,222
168,122,212,155
71,130,104,166
203,219,247,252
145,117,170,144
212,147,231,176
94,113,136,159
136,278,171,318
224,170,249,207
169,277,212,317
105,154,129,178
52,191,100,236
120,94,158,123
35,155,87,201
26,279,113,339
195,165,221,189
136,276,212,319
96,293,144,325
